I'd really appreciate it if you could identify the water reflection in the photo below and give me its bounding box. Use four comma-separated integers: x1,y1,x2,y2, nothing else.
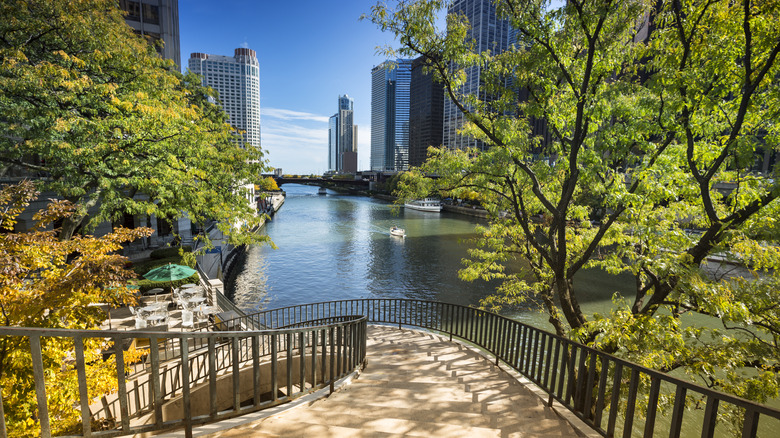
231,184,634,329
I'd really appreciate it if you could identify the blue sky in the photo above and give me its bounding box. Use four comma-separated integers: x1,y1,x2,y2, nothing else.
180,0,406,174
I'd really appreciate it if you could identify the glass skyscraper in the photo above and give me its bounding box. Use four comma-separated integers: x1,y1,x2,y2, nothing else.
328,95,357,173
443,0,512,150
371,59,413,171
188,48,261,149
120,0,181,69
409,56,444,168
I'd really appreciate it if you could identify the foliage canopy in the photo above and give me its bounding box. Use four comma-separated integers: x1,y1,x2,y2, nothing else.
0,181,147,436
369,0,780,407
0,0,268,244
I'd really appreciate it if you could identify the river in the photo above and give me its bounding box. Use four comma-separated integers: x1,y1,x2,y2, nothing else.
229,184,635,330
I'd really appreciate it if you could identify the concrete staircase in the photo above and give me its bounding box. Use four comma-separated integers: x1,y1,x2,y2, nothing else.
206,325,584,437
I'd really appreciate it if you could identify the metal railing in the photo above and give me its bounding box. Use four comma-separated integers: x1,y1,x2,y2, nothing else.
0,315,367,438
2,299,779,437
212,299,780,438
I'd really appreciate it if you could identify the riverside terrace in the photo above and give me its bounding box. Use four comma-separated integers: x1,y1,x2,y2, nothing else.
2,299,779,437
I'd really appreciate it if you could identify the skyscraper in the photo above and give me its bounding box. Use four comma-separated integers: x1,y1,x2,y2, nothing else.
409,56,444,168
371,59,413,172
443,0,512,150
328,95,358,173
188,49,261,149
119,0,181,69
328,115,338,171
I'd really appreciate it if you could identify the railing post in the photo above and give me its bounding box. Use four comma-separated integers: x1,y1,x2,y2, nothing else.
286,332,293,398
742,408,760,438
30,336,51,438
329,326,335,394
701,396,720,438
299,331,306,394
180,337,193,438
232,336,240,411
252,335,261,407
74,337,92,437
621,368,641,438
113,337,130,433
208,337,218,418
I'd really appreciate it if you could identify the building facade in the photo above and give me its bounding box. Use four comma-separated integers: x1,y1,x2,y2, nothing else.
371,59,413,172
409,56,444,168
119,0,181,69
188,48,261,149
328,95,358,173
442,0,512,150
328,115,338,171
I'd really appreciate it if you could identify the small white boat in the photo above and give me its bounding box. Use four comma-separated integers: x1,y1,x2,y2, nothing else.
390,226,405,237
404,198,441,212
317,187,327,195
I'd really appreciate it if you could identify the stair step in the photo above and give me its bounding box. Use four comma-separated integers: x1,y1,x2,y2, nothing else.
205,326,582,437
259,408,503,437
240,417,401,437
306,401,500,428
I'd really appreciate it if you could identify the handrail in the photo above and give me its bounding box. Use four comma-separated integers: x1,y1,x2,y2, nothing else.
202,299,780,438
0,315,367,438
3,299,779,437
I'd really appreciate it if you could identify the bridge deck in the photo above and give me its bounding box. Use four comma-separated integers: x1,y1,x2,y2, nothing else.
182,325,591,437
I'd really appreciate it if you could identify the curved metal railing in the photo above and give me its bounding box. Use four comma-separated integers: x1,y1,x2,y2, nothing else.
204,299,780,438
3,299,780,437
0,314,367,438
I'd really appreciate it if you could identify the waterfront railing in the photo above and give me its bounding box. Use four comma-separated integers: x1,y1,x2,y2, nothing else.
2,299,779,437
0,315,366,438
219,299,780,437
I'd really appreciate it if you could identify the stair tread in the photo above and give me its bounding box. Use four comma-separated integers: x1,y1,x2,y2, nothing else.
203,326,583,438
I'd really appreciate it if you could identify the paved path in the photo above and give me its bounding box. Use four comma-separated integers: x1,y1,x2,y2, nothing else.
203,325,586,438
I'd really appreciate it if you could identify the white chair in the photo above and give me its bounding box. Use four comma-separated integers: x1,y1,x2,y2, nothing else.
129,306,148,329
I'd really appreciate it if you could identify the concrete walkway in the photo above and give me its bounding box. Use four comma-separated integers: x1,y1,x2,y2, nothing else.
199,325,589,438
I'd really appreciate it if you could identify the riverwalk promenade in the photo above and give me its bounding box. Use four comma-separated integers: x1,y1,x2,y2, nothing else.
156,325,591,438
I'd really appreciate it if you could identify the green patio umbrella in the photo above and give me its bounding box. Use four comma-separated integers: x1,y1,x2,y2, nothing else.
142,263,197,290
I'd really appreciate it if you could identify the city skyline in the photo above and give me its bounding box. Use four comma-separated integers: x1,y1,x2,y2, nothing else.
179,1,411,174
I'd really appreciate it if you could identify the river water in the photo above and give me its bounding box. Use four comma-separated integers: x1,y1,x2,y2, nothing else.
230,184,635,330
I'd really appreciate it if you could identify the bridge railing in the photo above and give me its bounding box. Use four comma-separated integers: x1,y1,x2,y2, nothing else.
4,299,779,437
0,315,367,438
226,299,780,438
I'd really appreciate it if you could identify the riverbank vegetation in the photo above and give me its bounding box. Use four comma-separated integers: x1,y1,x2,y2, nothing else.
0,0,268,246
0,182,146,436
369,0,780,411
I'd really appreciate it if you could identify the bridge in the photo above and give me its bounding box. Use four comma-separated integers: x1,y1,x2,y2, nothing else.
4,299,780,437
271,176,371,189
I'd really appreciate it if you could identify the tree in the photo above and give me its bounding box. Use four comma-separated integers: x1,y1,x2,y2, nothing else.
257,176,280,192
0,181,149,436
369,0,780,406
0,0,268,244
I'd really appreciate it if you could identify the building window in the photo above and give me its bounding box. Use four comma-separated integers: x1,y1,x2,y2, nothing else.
120,0,141,21
143,4,160,25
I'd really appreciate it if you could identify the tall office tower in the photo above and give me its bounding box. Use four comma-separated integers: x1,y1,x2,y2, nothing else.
327,95,358,173
371,59,413,172
443,0,512,150
188,49,261,149
328,114,338,171
409,56,444,168
119,0,181,69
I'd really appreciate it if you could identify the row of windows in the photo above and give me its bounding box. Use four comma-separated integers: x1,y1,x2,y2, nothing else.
120,0,159,25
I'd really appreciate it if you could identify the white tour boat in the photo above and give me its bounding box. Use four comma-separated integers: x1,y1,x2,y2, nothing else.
404,198,442,212
390,226,406,237
317,187,327,195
